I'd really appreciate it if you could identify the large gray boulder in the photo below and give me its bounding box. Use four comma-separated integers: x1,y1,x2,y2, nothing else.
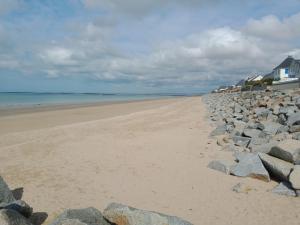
0,200,33,218
103,203,193,225
251,141,277,154
258,153,294,181
261,121,282,135
207,160,237,175
269,139,300,164
272,182,297,197
243,128,261,138
254,108,270,120
287,112,300,126
50,208,110,225
233,152,249,162
231,153,270,182
0,209,33,225
0,176,15,204
289,165,300,190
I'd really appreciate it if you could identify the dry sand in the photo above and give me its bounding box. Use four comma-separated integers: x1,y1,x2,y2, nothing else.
0,97,299,225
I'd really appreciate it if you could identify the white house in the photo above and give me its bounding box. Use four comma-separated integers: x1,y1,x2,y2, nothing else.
273,56,300,84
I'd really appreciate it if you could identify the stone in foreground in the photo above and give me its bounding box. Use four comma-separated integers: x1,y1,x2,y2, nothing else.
0,200,33,218
272,182,296,197
0,209,33,225
210,125,227,136
261,121,282,135
50,208,110,225
258,153,294,181
0,176,15,204
289,165,300,190
251,141,277,154
231,153,270,182
269,139,300,164
287,112,300,126
232,136,251,147
103,203,193,225
207,160,237,175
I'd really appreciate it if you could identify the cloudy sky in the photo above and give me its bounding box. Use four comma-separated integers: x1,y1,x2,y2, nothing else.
0,0,300,93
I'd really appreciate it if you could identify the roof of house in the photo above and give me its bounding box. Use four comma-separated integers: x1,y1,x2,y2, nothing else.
263,72,274,80
274,56,294,70
274,56,300,70
247,74,263,81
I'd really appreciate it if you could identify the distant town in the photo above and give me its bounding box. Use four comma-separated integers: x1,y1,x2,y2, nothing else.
213,56,300,93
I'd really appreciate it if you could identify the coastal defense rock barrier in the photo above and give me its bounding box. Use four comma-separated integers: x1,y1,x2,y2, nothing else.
0,176,193,225
203,88,300,197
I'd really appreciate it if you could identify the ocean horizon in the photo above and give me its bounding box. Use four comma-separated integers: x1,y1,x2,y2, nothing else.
0,92,201,108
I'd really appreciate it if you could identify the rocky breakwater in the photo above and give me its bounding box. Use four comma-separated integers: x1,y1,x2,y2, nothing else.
203,89,300,197
0,176,193,225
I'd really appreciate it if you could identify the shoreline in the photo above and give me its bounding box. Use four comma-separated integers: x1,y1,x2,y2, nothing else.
0,96,186,118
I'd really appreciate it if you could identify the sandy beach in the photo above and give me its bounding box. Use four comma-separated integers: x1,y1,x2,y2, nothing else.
0,97,299,225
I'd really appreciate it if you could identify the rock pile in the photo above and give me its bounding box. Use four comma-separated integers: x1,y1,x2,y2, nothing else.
203,89,300,197
0,176,193,225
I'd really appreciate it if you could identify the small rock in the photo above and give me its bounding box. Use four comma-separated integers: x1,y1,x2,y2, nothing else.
0,200,33,218
103,203,193,225
269,139,300,164
258,153,294,181
261,121,282,135
289,165,300,190
272,182,296,197
233,120,247,134
207,160,237,175
255,108,270,120
50,208,110,225
232,136,251,147
0,209,33,225
287,112,300,126
210,125,227,136
231,153,270,182
243,128,261,138
0,176,15,204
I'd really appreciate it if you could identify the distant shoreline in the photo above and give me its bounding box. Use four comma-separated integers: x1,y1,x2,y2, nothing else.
0,92,202,112
0,96,190,117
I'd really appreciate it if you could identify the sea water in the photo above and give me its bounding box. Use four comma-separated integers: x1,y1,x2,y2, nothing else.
0,92,186,108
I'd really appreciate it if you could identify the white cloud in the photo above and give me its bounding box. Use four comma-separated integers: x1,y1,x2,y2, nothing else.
29,14,300,87
244,12,300,40
40,47,75,65
1,2,300,90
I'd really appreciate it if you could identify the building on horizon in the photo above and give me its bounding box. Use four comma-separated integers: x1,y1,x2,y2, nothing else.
272,56,300,84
